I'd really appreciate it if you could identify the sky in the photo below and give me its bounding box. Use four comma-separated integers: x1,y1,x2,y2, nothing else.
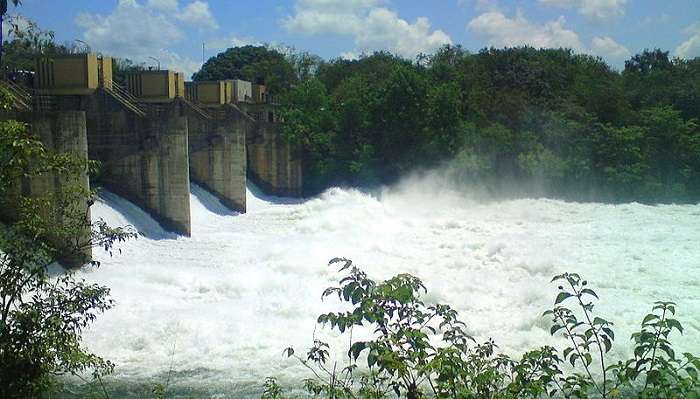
6,0,700,78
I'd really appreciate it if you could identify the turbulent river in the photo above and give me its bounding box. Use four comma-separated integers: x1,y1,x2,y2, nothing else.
78,173,700,398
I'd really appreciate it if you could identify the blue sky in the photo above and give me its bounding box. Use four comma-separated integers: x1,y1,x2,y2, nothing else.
7,0,700,77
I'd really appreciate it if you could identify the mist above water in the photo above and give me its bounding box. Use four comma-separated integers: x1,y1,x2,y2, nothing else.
78,171,700,397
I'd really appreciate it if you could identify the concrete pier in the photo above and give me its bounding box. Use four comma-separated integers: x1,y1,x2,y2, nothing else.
0,111,92,267
83,94,192,235
187,103,248,212
246,114,303,197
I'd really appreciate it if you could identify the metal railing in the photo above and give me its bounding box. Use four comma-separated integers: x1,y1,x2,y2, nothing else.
0,78,33,111
102,80,146,117
179,97,212,120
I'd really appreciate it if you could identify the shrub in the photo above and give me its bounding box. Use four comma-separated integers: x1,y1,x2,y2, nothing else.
271,258,700,398
0,92,136,397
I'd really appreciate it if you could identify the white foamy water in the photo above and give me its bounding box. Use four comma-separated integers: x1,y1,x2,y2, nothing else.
79,175,700,397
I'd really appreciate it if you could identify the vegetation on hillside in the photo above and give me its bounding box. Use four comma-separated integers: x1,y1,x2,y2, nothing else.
265,258,700,399
271,47,700,202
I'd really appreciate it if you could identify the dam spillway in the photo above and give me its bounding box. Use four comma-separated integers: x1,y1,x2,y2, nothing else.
78,178,700,397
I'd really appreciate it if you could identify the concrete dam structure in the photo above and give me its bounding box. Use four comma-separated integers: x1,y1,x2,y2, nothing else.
1,53,302,266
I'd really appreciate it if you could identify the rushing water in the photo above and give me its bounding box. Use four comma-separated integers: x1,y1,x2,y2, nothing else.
78,173,700,398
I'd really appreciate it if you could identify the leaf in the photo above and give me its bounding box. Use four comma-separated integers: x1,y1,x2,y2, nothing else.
394,286,413,304
551,274,564,282
647,370,661,385
564,347,574,359
570,353,579,366
602,327,615,341
550,324,564,336
348,341,367,360
603,338,612,353
555,292,573,304
641,314,659,325
667,318,683,333
659,344,675,360
284,347,294,357
581,288,599,299
368,350,378,367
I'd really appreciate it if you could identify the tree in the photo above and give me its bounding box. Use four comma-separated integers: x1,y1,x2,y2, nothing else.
112,57,145,86
0,88,136,397
624,49,673,74
1,15,64,73
192,45,296,94
280,78,336,192
0,0,21,67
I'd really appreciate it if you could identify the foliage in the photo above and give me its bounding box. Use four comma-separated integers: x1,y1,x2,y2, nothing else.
1,13,71,72
272,258,700,398
112,57,146,86
193,45,297,93
0,88,136,397
274,46,700,201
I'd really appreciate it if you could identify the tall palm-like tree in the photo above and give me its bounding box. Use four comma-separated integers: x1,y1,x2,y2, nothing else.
0,0,21,68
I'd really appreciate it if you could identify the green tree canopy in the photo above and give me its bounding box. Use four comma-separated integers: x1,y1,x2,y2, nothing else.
192,45,297,94
280,45,700,202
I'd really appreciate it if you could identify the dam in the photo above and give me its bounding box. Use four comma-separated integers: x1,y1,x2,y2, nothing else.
1,53,302,266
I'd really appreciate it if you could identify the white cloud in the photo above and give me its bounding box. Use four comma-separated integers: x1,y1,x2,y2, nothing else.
75,0,203,77
591,36,630,61
147,0,178,12
467,11,584,51
675,23,700,59
177,0,218,30
538,0,627,21
458,0,501,12
76,0,184,56
356,9,452,57
339,51,359,60
283,0,384,35
283,0,451,58
467,11,630,64
159,50,203,78
207,35,261,51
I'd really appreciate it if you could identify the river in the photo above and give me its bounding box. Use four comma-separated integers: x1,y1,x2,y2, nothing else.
78,172,700,398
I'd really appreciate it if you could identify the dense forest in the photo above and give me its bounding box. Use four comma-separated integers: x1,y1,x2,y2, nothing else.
198,45,700,203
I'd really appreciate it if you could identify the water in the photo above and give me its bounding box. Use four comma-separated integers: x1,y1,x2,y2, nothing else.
79,174,700,398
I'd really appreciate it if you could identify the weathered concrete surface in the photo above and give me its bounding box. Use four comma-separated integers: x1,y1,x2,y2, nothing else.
186,104,247,212
78,93,192,235
246,120,303,197
0,111,92,267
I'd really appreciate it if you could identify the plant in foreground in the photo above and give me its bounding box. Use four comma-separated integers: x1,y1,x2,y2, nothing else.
268,258,699,398
0,90,137,398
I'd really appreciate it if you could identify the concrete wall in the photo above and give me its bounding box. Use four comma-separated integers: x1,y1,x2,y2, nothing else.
229,80,252,103
128,70,177,102
35,54,107,95
187,105,247,212
186,81,226,106
246,119,302,197
79,93,192,235
0,111,92,267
